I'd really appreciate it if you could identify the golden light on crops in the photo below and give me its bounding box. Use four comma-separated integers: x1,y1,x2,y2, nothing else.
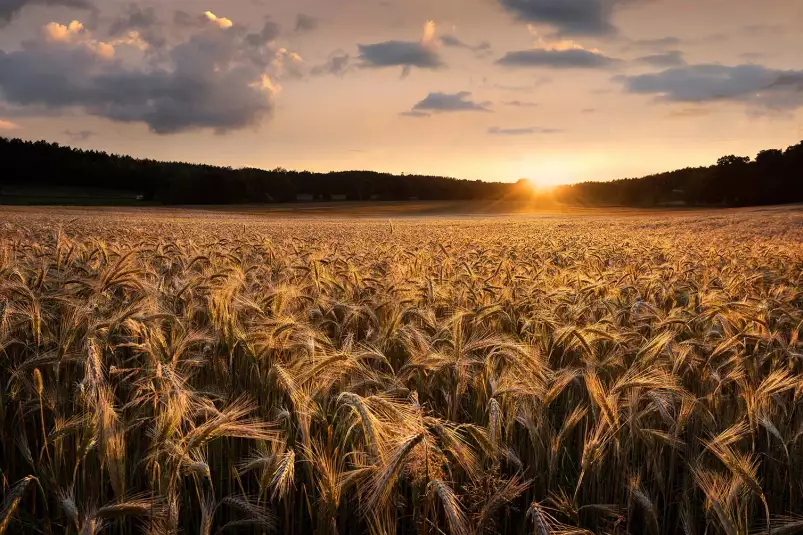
1,205,802,535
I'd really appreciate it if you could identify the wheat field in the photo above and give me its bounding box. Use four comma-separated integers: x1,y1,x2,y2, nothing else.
1,206,803,535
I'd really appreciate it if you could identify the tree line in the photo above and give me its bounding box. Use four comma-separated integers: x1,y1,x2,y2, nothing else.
554,141,803,207
1,136,801,206
0,138,510,204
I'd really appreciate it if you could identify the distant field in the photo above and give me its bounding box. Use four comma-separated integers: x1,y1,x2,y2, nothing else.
5,199,799,220
1,205,802,534
5,198,596,215
178,200,704,218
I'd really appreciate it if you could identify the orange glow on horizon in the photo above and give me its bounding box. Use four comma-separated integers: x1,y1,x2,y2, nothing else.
526,177,558,192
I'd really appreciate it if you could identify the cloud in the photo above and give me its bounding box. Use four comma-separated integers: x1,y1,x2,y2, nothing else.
0,0,92,24
440,35,492,56
295,13,318,33
503,100,539,107
107,4,164,49
616,64,803,110
635,50,685,67
109,4,156,35
245,19,281,47
173,10,196,27
0,119,19,130
668,107,711,118
203,11,232,30
739,52,766,61
497,48,617,68
357,21,444,75
495,0,640,36
742,23,786,35
270,47,304,79
440,35,466,48
410,91,491,113
399,110,431,118
63,129,96,141
0,14,283,134
629,36,681,49
310,53,350,76
43,20,114,58
488,126,560,135
358,41,441,70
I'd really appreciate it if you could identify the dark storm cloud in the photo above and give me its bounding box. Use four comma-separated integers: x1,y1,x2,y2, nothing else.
488,126,560,135
311,53,351,76
497,48,617,68
0,23,278,134
357,41,443,72
295,13,318,33
410,92,490,113
0,0,92,23
616,64,803,110
635,50,685,67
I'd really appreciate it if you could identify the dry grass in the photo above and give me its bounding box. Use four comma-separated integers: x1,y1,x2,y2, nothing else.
0,205,802,535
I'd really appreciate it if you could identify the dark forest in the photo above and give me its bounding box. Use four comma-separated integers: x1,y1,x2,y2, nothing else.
2,137,801,207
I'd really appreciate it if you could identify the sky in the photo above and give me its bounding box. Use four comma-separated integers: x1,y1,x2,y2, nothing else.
0,0,801,184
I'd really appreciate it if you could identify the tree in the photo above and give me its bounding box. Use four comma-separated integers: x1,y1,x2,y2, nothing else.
716,155,751,167
711,155,752,205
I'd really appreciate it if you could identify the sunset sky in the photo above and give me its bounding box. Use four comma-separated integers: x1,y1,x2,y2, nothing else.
0,0,801,184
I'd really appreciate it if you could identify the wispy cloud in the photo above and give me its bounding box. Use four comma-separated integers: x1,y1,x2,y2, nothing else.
399,111,431,118
64,129,97,141
410,91,491,113
635,50,685,68
440,35,492,56
628,36,682,50
488,126,560,135
311,53,351,76
503,100,539,107
668,107,711,118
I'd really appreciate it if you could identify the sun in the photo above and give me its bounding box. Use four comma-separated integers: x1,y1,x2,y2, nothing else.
526,177,557,192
